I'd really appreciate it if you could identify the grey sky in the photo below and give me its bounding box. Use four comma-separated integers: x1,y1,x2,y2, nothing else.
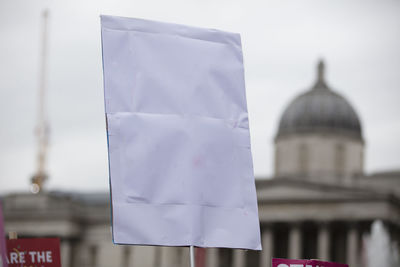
0,0,399,193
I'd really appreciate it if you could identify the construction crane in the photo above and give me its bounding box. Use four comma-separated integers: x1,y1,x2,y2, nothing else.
31,10,50,194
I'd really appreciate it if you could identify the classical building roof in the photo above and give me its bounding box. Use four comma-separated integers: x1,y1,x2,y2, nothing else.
255,178,400,225
276,61,363,140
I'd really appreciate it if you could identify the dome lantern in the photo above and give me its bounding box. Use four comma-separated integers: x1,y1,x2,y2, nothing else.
314,59,328,90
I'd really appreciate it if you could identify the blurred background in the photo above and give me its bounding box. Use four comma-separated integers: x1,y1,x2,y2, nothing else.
0,0,399,267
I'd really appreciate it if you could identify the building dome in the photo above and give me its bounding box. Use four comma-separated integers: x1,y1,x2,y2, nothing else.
277,61,363,140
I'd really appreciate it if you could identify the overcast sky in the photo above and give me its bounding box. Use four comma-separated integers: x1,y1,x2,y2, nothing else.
0,0,399,193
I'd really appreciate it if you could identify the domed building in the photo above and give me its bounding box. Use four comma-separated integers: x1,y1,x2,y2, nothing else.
275,61,364,180
252,61,400,267
1,61,400,267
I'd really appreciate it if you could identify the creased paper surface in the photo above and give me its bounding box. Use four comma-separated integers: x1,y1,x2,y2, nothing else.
101,15,261,250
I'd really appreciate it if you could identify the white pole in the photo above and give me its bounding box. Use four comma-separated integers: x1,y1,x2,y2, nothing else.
190,246,196,267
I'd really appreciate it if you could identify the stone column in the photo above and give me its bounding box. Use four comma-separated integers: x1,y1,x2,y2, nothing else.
289,223,302,259
176,247,185,267
153,247,162,267
317,222,330,261
261,226,273,267
233,249,246,267
206,248,218,267
346,223,358,267
121,246,132,267
60,239,71,267
160,247,168,267
160,246,180,267
133,246,157,267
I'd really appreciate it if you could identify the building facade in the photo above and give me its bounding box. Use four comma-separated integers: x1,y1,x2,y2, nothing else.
2,61,400,267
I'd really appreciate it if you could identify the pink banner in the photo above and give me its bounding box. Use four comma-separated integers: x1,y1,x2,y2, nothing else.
272,258,348,267
0,200,8,267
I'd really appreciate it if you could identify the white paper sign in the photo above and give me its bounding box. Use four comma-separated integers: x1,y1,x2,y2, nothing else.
101,15,261,250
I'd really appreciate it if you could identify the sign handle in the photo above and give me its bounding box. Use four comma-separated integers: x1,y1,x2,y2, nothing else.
190,246,196,267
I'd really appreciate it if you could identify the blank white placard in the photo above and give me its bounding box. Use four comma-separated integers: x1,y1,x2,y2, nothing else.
101,15,261,250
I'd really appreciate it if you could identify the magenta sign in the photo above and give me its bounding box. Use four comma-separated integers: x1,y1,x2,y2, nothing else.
0,200,9,267
272,258,348,267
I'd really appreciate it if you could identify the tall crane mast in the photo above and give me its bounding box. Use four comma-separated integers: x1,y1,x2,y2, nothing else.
31,10,50,194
